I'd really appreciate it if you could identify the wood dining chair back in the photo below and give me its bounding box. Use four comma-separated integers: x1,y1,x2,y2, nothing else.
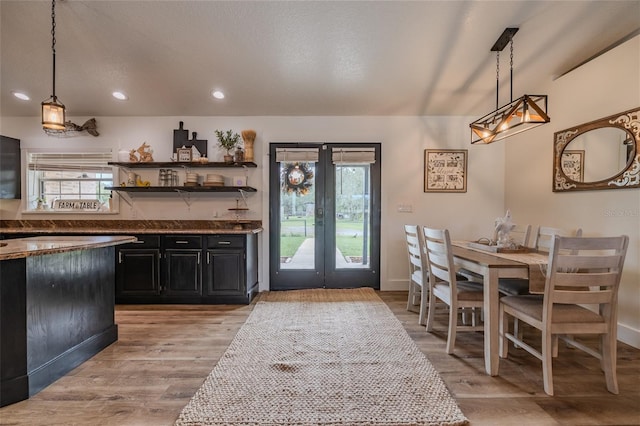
499,234,629,395
404,225,428,325
498,226,582,297
422,227,484,354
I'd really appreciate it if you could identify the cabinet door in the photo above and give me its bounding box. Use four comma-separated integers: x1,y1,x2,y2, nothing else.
164,250,202,296
116,249,161,296
204,249,244,297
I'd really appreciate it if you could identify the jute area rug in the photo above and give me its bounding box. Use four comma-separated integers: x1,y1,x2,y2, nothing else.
175,288,468,426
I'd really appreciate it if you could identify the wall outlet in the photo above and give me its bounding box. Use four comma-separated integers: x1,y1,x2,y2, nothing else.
397,204,413,213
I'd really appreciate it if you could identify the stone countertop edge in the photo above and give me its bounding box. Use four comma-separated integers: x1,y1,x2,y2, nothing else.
0,228,263,235
0,235,138,261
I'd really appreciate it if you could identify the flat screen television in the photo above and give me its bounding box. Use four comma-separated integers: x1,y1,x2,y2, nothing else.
0,135,21,199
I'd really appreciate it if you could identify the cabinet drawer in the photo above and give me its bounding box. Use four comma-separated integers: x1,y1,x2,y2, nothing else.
163,235,202,249
120,235,160,249
207,235,244,248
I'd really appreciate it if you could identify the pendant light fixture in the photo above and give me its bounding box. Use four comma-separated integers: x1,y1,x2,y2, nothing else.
470,28,550,144
41,0,66,131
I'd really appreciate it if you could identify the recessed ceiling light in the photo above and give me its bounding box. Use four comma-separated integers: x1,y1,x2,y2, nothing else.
12,91,30,101
112,91,128,101
212,90,225,100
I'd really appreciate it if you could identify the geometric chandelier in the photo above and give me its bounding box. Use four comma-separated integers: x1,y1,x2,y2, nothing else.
41,0,66,131
470,28,550,144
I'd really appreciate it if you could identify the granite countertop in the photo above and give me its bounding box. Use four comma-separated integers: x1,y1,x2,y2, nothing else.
0,235,138,261
0,220,263,235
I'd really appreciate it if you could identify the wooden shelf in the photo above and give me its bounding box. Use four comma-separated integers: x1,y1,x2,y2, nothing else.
108,161,257,168
106,186,257,193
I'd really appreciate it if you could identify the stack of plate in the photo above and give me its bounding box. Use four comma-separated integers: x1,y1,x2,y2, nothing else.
204,173,224,187
185,172,199,186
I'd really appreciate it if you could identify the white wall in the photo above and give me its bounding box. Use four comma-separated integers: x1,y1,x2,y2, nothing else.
0,114,505,296
505,35,640,347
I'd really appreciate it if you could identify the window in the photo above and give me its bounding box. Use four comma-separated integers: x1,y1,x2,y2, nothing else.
25,151,115,213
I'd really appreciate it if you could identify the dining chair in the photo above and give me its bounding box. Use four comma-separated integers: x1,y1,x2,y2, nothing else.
422,227,484,354
404,224,429,325
498,226,582,297
499,234,629,395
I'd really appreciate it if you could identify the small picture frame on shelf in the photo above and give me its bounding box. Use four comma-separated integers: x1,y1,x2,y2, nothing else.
177,148,192,162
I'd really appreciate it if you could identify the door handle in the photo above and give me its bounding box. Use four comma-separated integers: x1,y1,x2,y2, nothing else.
317,207,324,218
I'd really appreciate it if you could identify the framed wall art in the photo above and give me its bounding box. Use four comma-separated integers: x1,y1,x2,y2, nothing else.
561,150,584,182
424,149,467,193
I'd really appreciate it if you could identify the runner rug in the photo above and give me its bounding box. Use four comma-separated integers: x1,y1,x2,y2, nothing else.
175,288,468,426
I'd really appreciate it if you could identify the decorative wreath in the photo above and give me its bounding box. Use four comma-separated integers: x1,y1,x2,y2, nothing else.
281,162,314,195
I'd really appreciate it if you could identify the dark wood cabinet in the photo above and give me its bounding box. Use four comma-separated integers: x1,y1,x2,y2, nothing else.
115,236,161,301
204,234,258,303
163,235,202,297
205,248,244,296
115,233,257,304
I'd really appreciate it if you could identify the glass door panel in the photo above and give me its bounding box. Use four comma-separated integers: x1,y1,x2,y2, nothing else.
279,162,316,270
335,165,370,269
269,143,380,290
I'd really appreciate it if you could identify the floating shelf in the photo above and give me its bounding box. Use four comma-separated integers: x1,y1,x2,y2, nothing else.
106,186,257,193
108,161,257,168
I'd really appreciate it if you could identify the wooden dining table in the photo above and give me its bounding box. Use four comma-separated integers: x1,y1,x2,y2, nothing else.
451,242,549,376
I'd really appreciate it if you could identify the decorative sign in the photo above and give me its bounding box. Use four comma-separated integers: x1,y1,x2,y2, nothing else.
177,148,192,162
53,199,101,211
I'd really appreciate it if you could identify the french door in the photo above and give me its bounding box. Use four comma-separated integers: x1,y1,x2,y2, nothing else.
269,143,381,290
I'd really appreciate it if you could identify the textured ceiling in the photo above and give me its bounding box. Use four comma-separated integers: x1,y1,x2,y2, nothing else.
1,0,639,118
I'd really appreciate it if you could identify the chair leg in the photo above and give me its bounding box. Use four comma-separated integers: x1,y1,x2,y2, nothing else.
425,290,437,332
418,285,428,326
499,305,509,358
446,302,458,354
406,281,416,311
542,330,555,396
513,318,522,349
601,332,619,394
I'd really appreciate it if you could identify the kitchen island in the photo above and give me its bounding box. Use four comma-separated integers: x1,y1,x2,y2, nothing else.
0,235,136,407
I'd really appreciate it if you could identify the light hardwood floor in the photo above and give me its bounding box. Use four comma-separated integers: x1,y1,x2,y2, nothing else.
0,291,638,425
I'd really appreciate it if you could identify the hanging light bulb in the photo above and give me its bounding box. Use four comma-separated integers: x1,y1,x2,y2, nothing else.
42,0,66,131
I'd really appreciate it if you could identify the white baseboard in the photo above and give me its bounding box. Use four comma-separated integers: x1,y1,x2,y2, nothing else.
381,279,409,292
618,323,640,349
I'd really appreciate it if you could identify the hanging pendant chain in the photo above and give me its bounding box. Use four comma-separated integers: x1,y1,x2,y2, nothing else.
495,51,500,110
509,37,514,71
51,0,56,55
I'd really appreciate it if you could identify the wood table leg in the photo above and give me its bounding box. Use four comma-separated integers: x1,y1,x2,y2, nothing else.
483,267,499,376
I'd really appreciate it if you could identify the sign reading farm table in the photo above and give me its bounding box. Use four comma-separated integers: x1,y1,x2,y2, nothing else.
53,199,101,211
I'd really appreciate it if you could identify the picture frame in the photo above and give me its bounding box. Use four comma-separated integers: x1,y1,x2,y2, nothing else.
424,149,467,192
177,148,192,162
561,150,584,182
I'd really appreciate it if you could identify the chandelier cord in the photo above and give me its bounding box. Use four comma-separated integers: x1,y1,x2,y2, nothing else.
51,0,57,99
509,36,514,102
495,51,500,110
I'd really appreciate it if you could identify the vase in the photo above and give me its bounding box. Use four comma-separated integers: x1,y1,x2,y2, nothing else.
223,154,234,163
243,139,254,162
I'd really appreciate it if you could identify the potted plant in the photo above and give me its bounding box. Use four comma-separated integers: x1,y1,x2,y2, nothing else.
215,129,241,163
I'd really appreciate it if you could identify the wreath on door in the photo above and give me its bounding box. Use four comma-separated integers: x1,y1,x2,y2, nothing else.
281,162,314,195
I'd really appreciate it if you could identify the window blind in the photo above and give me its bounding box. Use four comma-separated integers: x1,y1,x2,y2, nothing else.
331,147,376,164
275,147,319,163
28,152,113,172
